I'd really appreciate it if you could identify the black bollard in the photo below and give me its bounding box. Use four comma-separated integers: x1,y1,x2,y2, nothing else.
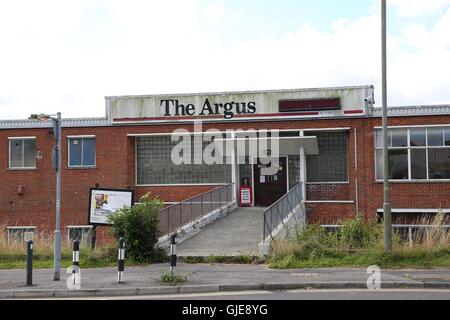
118,238,125,283
170,233,177,277
26,240,33,286
72,240,80,266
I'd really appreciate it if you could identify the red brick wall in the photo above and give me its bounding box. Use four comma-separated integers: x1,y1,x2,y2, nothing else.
306,184,350,201
1,114,450,238
306,203,356,224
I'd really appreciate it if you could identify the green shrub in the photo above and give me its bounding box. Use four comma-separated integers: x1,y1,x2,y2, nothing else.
338,213,382,249
108,193,165,262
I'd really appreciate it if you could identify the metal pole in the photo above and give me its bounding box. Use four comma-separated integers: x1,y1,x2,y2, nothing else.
354,128,359,215
54,112,62,280
26,240,33,286
179,204,181,229
382,0,392,255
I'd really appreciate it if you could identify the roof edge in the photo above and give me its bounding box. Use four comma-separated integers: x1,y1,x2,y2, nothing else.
104,85,374,100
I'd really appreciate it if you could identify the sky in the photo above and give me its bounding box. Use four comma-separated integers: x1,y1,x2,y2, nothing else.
0,0,450,119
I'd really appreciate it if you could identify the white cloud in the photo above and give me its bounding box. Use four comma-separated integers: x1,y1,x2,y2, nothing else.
388,0,450,18
0,1,449,119
203,0,225,25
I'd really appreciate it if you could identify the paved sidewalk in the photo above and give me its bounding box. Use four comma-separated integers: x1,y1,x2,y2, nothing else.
177,207,264,257
0,264,449,298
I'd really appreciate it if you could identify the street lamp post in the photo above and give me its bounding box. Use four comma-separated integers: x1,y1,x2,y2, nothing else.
381,0,392,254
51,113,62,280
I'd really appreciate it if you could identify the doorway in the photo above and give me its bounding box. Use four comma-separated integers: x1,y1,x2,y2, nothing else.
253,157,288,207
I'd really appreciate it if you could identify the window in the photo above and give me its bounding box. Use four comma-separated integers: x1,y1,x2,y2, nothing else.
136,136,232,185
375,127,450,181
9,138,36,169
7,227,36,243
68,137,96,167
67,226,93,246
305,131,349,183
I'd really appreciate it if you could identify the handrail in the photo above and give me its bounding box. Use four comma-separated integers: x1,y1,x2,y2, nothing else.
263,183,305,241
264,182,300,213
321,224,450,228
158,183,234,236
161,184,232,212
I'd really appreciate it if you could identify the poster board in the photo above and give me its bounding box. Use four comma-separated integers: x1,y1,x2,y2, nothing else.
88,188,134,225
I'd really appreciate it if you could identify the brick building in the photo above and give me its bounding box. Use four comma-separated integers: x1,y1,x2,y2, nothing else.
1,85,449,243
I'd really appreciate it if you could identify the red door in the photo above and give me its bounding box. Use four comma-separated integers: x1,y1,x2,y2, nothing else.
253,158,287,207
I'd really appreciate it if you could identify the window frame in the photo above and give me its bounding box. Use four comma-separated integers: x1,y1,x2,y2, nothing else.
135,134,233,186
375,126,450,182
66,225,93,246
304,130,350,184
67,135,96,168
8,137,37,170
7,226,36,243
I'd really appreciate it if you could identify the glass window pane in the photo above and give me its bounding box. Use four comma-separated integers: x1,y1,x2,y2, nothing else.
375,130,383,148
9,140,23,168
391,129,408,147
69,139,82,166
428,149,450,179
23,139,36,168
410,129,426,147
388,149,408,180
411,149,427,179
427,128,444,146
82,138,96,166
136,136,232,184
305,132,348,182
445,128,450,146
376,149,384,180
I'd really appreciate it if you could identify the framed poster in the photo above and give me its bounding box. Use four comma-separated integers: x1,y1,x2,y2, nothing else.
88,188,134,225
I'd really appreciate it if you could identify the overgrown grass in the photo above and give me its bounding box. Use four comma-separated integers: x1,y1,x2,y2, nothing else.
269,213,450,269
160,271,187,286
0,224,164,269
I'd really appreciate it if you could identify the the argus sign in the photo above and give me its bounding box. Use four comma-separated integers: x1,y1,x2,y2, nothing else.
161,98,256,119
88,188,134,225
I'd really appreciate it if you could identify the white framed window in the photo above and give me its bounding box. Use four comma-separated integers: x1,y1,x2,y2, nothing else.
375,127,450,181
8,137,37,169
68,136,96,168
66,225,93,246
7,226,36,243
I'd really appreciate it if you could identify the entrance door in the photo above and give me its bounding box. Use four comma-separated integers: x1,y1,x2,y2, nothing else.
253,158,288,207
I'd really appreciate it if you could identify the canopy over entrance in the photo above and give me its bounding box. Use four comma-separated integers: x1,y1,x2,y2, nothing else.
214,136,319,157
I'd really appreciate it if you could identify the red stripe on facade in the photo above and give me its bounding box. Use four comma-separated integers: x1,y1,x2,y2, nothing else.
113,112,322,122
344,110,364,114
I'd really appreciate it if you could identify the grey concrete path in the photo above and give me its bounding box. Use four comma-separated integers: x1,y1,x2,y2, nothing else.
0,265,449,298
177,207,265,257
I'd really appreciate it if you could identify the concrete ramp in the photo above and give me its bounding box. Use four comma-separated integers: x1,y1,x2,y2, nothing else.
177,207,264,257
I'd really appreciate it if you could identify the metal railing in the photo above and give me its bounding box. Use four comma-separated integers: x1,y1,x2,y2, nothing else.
158,184,234,236
263,183,305,241
321,224,450,247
